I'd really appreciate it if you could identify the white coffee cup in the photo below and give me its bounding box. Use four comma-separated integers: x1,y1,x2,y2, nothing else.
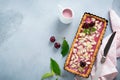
58,5,74,24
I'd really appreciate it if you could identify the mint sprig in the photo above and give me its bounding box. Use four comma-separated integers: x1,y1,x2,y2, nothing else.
61,39,69,57
41,72,54,80
91,27,96,32
41,58,61,80
83,29,90,35
50,58,61,76
83,27,96,35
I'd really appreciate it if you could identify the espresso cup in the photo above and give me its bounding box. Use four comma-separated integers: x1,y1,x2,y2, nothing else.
58,5,74,24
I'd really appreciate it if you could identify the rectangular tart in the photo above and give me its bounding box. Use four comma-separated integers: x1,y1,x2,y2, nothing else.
64,13,108,78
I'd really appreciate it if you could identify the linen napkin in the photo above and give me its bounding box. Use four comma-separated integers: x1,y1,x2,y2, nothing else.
109,9,120,57
74,9,120,80
91,33,118,80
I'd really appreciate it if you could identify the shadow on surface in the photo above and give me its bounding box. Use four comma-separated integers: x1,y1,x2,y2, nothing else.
60,70,74,80
0,10,23,45
55,18,71,34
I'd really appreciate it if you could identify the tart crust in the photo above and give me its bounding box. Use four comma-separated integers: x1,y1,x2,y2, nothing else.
64,12,108,78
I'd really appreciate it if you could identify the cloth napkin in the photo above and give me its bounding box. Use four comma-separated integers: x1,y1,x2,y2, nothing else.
109,9,120,57
74,9,120,80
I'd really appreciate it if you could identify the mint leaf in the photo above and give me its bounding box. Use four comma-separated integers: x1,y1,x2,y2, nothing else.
41,72,54,80
91,27,96,32
61,39,69,57
50,58,61,76
83,29,90,34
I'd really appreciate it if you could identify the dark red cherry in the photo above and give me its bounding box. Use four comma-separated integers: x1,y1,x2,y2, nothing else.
50,36,56,42
54,42,61,49
82,23,89,29
89,22,95,27
80,61,86,67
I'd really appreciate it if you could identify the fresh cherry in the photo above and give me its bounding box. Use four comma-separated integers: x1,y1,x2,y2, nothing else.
50,36,56,42
54,42,61,49
89,22,95,27
80,61,86,67
82,23,89,29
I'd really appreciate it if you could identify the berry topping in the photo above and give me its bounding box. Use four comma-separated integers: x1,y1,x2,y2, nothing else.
80,61,86,67
89,22,95,27
82,23,89,29
54,42,61,49
82,22,95,29
50,36,56,42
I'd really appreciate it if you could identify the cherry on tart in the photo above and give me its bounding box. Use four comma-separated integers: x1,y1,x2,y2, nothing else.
89,22,95,27
80,61,86,67
82,23,89,29
64,13,108,78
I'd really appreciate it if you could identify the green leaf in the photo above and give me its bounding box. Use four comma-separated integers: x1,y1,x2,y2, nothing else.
41,72,54,80
61,39,69,57
83,29,90,34
91,27,96,32
56,77,58,80
50,58,61,76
